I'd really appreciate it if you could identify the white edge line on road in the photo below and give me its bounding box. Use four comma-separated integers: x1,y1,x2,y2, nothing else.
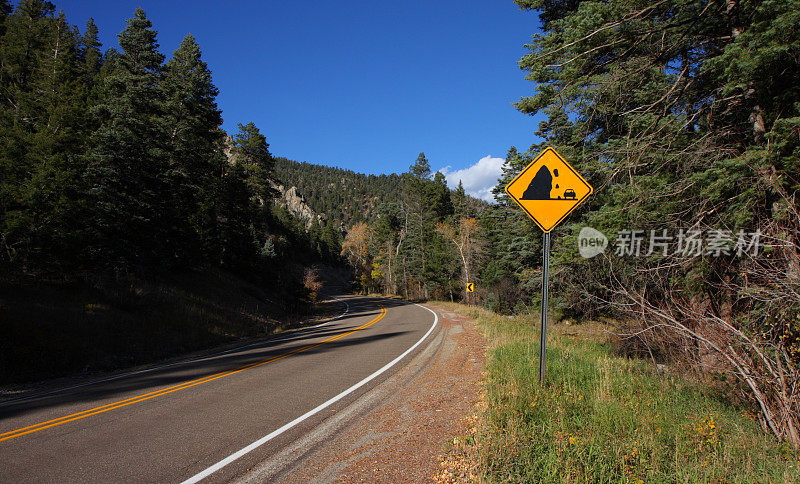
180,301,439,484
0,298,351,407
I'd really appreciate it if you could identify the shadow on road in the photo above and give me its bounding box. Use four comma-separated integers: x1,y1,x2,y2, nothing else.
0,296,419,420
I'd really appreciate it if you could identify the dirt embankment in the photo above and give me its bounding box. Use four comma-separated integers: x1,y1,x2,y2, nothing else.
0,270,342,390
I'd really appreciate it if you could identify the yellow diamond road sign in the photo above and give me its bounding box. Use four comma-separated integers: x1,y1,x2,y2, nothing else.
505,147,593,233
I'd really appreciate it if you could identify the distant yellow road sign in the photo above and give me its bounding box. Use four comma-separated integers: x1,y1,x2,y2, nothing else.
466,283,475,292
505,147,593,233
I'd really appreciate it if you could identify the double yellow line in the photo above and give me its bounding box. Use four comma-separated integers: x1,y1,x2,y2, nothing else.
0,304,387,443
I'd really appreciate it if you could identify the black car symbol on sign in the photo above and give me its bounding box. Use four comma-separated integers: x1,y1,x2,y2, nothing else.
564,189,576,199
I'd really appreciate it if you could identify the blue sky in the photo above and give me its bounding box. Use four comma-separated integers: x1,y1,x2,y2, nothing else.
51,1,543,200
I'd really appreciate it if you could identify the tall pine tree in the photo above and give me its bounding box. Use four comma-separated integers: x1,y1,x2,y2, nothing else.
163,33,226,260
231,121,276,202
0,1,92,273
86,8,171,269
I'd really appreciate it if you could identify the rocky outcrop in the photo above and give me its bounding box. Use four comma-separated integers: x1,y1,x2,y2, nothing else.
271,182,324,230
224,136,322,231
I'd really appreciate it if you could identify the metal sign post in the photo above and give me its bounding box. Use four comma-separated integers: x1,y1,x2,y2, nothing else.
504,147,593,386
539,231,550,384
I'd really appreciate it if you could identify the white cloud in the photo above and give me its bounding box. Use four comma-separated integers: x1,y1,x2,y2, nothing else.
439,155,505,203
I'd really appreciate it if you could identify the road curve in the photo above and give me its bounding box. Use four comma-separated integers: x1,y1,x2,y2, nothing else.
0,295,439,483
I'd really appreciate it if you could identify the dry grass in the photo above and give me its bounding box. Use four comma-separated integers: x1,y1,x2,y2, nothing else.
433,302,800,483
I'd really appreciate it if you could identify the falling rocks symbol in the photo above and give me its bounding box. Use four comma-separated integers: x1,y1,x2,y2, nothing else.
505,146,593,232
522,165,555,200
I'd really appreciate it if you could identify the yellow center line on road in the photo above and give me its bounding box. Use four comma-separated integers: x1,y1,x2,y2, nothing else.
0,304,387,443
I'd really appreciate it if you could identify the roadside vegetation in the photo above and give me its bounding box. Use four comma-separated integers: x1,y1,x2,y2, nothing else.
435,303,800,483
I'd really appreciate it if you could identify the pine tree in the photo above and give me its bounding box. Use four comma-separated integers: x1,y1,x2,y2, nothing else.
0,1,92,273
429,171,454,221
453,180,468,218
321,222,342,261
82,18,101,76
163,33,226,259
231,122,276,202
86,8,171,268
0,1,57,137
410,152,430,179
28,12,88,268
491,146,528,205
395,152,456,298
399,153,431,297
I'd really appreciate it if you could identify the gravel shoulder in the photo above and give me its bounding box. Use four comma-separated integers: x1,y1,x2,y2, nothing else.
254,304,486,483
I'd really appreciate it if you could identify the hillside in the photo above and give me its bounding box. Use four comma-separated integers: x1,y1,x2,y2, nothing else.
0,6,346,384
273,157,404,230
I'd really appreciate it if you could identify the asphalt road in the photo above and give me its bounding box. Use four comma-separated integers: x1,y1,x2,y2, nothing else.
0,295,439,483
